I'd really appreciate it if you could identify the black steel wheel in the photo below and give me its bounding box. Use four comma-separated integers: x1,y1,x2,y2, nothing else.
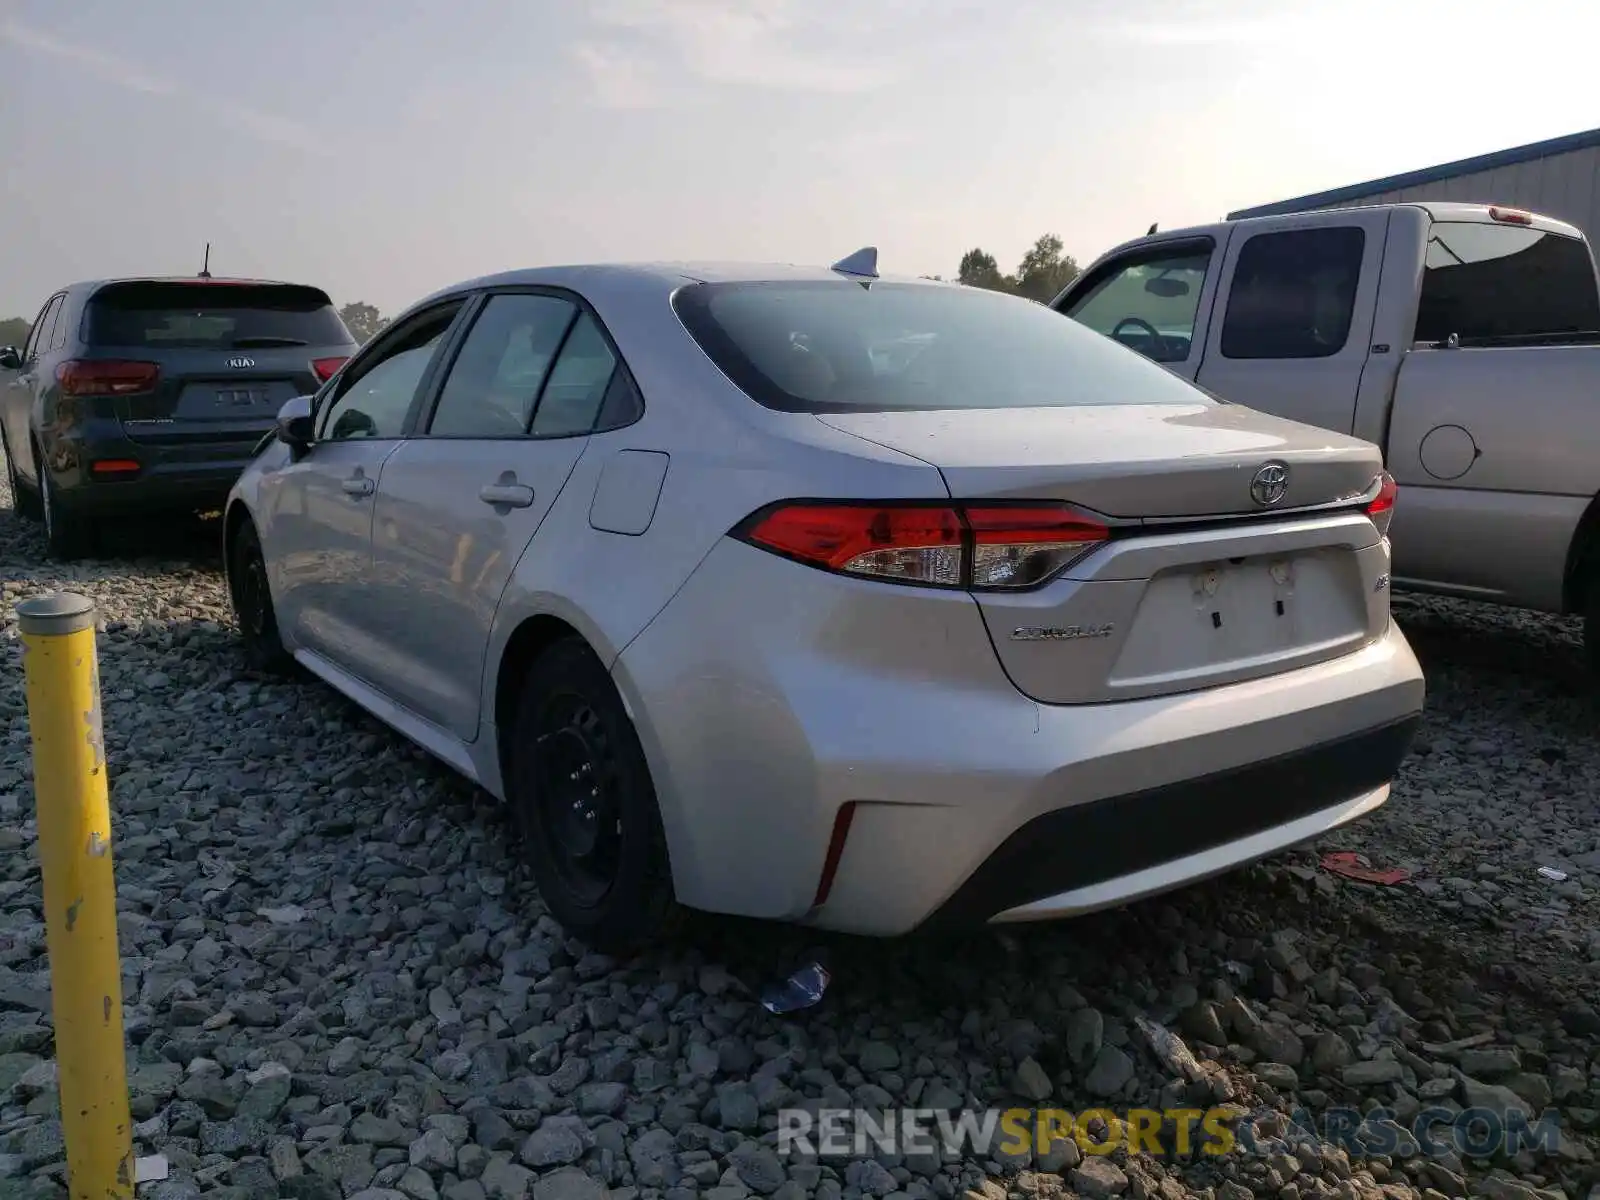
534,697,625,905
509,636,678,952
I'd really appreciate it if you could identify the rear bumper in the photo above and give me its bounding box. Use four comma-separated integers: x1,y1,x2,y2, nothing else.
615,537,1427,936
925,714,1417,928
42,422,267,514
798,627,1423,936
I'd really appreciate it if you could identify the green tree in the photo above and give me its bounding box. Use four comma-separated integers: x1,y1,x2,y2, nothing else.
0,317,30,350
957,249,1010,292
1011,234,1080,303
953,237,1082,300
338,301,389,344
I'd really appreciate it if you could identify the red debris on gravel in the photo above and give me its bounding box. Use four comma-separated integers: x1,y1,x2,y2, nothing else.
1320,851,1411,886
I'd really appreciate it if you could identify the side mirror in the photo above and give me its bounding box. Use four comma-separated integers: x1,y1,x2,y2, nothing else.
0,347,21,370
276,394,315,454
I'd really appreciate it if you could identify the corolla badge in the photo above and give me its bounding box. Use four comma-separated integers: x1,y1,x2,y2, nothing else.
1249,461,1289,507
1011,624,1115,642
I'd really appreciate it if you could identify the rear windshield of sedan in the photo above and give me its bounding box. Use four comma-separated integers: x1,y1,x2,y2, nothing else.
85,282,350,349
671,280,1217,414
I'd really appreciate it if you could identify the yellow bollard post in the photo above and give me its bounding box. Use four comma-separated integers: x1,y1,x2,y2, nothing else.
16,593,134,1200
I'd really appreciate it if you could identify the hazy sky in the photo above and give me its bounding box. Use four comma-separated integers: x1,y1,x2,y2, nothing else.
2,0,1596,320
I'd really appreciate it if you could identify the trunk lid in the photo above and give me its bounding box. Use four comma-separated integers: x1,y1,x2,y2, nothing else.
815,402,1383,518
820,403,1391,705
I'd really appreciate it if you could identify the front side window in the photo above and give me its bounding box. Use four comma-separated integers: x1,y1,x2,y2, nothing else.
1061,245,1212,363
318,309,458,441
428,294,578,437
672,280,1218,415
1220,227,1365,360
1416,221,1600,344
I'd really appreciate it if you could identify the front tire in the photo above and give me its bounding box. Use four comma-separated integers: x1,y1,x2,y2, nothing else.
228,518,294,676
508,637,679,953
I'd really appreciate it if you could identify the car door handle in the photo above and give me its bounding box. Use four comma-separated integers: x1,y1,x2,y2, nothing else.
479,483,534,508
342,475,375,497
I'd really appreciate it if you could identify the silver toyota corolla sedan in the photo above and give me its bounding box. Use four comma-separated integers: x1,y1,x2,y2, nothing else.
223,250,1425,952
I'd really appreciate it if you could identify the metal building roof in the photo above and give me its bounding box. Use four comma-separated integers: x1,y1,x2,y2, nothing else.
1226,126,1600,220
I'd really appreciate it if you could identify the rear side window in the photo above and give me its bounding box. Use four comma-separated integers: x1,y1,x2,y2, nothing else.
672,280,1216,415
85,282,352,349
1416,222,1600,345
1220,228,1365,360
28,296,63,359
48,300,71,352
531,313,618,437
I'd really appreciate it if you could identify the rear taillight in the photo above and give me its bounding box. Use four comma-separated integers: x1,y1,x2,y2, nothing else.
55,359,159,397
735,501,1110,590
312,356,348,383
1365,472,1397,537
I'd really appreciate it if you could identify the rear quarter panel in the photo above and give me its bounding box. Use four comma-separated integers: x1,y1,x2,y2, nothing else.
1384,344,1600,608
480,409,945,725
475,274,950,796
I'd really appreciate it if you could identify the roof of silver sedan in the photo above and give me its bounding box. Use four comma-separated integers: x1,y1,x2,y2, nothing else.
412,248,963,311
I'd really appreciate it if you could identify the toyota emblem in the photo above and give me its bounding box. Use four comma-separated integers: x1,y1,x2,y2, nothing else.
226,356,255,369
1249,462,1289,507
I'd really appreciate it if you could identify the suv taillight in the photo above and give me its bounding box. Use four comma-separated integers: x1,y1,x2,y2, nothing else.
1365,472,1397,537
56,359,160,397
312,356,348,383
734,501,1110,590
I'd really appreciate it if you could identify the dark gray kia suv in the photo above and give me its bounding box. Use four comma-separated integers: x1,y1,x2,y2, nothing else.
0,277,358,558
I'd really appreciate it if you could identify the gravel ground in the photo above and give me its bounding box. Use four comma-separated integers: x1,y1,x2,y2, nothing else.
1,458,1598,1200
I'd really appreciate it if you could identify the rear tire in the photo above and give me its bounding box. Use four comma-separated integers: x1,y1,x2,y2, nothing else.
228,518,294,676
1584,577,1600,678
507,636,680,953
1,430,40,521
37,446,97,560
